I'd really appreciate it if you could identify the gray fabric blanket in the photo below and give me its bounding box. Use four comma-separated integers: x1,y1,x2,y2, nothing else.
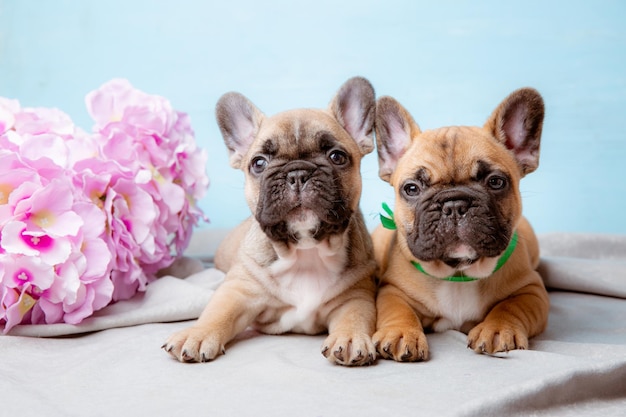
2,231,625,416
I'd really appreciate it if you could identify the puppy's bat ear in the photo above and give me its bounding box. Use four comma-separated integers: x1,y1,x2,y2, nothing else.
329,76,376,155
375,96,421,183
485,88,545,176
216,92,265,169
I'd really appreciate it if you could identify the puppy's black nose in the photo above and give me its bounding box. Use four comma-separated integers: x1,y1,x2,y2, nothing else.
287,169,311,190
442,199,469,217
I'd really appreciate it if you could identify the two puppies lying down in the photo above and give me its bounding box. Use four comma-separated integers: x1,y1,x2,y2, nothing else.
162,77,549,366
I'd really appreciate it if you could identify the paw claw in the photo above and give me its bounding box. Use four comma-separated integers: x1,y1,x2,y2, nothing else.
333,346,345,362
351,350,365,365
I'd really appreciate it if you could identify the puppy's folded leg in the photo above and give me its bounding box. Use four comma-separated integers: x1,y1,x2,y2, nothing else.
373,284,429,362
322,286,377,366
162,274,263,363
467,277,550,354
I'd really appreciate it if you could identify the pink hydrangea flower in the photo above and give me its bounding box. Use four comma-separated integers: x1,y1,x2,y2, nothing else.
0,79,208,333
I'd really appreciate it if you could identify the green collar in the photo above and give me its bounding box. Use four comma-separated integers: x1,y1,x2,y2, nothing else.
380,202,518,282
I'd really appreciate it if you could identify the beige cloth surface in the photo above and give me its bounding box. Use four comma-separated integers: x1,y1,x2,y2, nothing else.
2,231,625,416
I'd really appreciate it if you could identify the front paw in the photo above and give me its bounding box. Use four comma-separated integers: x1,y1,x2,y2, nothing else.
321,332,376,366
467,322,529,354
372,326,429,362
162,327,226,363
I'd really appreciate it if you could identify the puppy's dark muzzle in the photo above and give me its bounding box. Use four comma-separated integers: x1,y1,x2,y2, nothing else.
409,186,510,261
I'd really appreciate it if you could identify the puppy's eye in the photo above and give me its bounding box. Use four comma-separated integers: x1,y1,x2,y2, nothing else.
402,182,421,197
250,156,269,175
328,150,348,165
487,175,507,190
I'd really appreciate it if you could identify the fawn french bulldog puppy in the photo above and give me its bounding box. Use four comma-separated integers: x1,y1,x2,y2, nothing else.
163,77,378,366
372,88,550,361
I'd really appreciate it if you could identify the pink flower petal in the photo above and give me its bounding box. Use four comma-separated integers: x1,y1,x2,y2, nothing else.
1,287,37,332
2,254,55,290
0,105,16,135
63,286,94,324
80,238,111,281
1,221,39,257
1,221,72,265
85,78,137,128
19,133,70,168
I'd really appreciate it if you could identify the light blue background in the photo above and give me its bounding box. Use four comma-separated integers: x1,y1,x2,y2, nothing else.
2,0,625,235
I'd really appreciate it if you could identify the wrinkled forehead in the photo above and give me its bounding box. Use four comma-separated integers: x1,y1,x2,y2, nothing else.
252,109,356,158
401,126,519,183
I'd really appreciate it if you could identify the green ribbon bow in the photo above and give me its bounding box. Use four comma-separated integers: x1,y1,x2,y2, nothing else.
379,202,397,230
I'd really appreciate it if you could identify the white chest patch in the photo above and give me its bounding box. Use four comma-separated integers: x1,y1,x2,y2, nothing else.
264,243,347,334
433,281,485,332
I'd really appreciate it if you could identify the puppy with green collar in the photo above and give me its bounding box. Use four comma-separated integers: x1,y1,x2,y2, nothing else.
372,88,550,361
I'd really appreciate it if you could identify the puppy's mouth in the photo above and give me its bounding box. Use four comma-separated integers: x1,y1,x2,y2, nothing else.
442,244,479,270
442,256,478,269
286,207,320,238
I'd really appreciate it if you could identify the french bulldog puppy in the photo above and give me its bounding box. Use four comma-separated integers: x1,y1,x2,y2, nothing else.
372,88,550,361
163,77,378,366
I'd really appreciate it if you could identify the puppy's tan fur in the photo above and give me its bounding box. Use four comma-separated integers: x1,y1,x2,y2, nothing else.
372,89,550,361
163,77,378,366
